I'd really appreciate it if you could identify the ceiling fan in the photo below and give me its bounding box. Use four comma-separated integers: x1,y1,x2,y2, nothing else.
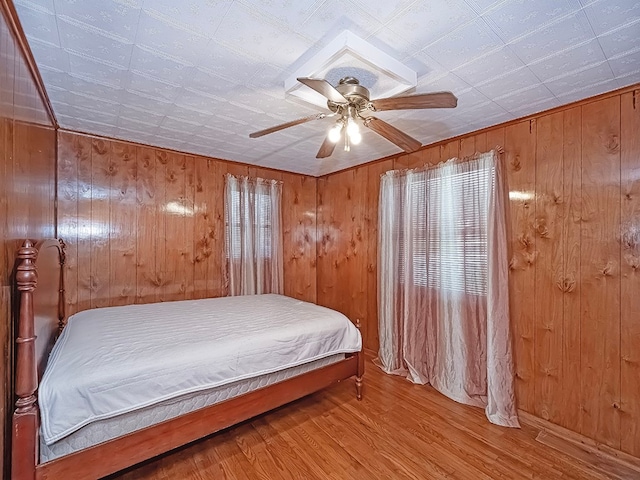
249,76,458,159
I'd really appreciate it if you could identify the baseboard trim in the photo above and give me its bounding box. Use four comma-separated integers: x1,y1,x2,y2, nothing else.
363,347,376,359
518,410,640,479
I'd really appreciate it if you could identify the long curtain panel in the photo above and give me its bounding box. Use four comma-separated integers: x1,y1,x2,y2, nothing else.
377,150,519,428
224,174,284,296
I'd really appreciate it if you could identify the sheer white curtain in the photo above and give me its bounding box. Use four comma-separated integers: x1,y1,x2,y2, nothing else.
224,174,283,296
377,150,519,428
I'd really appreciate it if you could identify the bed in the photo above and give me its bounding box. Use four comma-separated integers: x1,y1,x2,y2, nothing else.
11,239,364,480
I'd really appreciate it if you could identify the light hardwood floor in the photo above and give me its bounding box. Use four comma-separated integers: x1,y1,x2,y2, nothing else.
109,358,625,480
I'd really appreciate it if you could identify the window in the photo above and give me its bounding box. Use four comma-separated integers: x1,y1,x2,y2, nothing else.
226,189,273,260
399,163,493,296
224,174,283,296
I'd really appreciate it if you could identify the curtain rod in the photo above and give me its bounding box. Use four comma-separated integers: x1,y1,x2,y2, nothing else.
384,148,503,178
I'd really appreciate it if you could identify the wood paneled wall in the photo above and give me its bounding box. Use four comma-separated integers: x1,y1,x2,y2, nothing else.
316,86,640,457
0,3,56,477
57,131,317,316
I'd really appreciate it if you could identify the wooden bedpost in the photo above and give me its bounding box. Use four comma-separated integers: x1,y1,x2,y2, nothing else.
57,239,66,334
12,240,39,480
355,319,364,401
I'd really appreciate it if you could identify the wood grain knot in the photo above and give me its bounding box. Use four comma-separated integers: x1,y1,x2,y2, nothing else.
534,218,549,238
92,140,108,155
511,155,521,171
606,135,619,153
613,403,621,410
518,233,532,249
557,276,576,293
621,225,640,249
601,261,614,276
624,253,640,269
156,152,168,164
524,251,537,265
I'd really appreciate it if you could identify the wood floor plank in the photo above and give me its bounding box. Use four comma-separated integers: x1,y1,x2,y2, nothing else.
234,422,296,480
283,407,367,478
252,417,328,480
110,357,627,480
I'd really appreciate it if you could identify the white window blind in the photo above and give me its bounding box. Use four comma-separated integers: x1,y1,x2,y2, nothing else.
224,174,283,296
226,189,273,260
401,163,493,296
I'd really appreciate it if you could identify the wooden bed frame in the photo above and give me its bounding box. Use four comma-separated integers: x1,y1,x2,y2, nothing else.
11,238,364,480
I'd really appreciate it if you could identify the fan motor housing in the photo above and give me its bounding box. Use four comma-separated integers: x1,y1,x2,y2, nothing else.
328,77,370,112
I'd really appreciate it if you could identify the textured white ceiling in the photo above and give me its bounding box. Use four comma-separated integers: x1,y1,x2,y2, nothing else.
14,0,640,176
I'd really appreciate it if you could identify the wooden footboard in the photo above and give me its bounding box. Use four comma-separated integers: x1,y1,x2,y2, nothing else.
11,239,364,480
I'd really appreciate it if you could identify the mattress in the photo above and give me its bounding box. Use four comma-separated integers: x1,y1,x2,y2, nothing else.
40,353,344,462
39,294,361,446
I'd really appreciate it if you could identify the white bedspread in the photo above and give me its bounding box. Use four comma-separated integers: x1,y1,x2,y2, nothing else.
39,294,361,445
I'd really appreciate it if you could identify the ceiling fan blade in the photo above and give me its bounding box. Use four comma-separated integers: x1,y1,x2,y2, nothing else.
364,117,422,153
249,113,326,138
316,135,336,159
297,77,348,104
370,91,458,111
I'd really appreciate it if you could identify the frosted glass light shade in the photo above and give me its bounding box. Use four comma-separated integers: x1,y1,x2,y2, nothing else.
328,123,342,143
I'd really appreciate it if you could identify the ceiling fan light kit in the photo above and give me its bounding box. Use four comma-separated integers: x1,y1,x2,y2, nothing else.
249,75,458,159
346,119,362,145
328,122,343,143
